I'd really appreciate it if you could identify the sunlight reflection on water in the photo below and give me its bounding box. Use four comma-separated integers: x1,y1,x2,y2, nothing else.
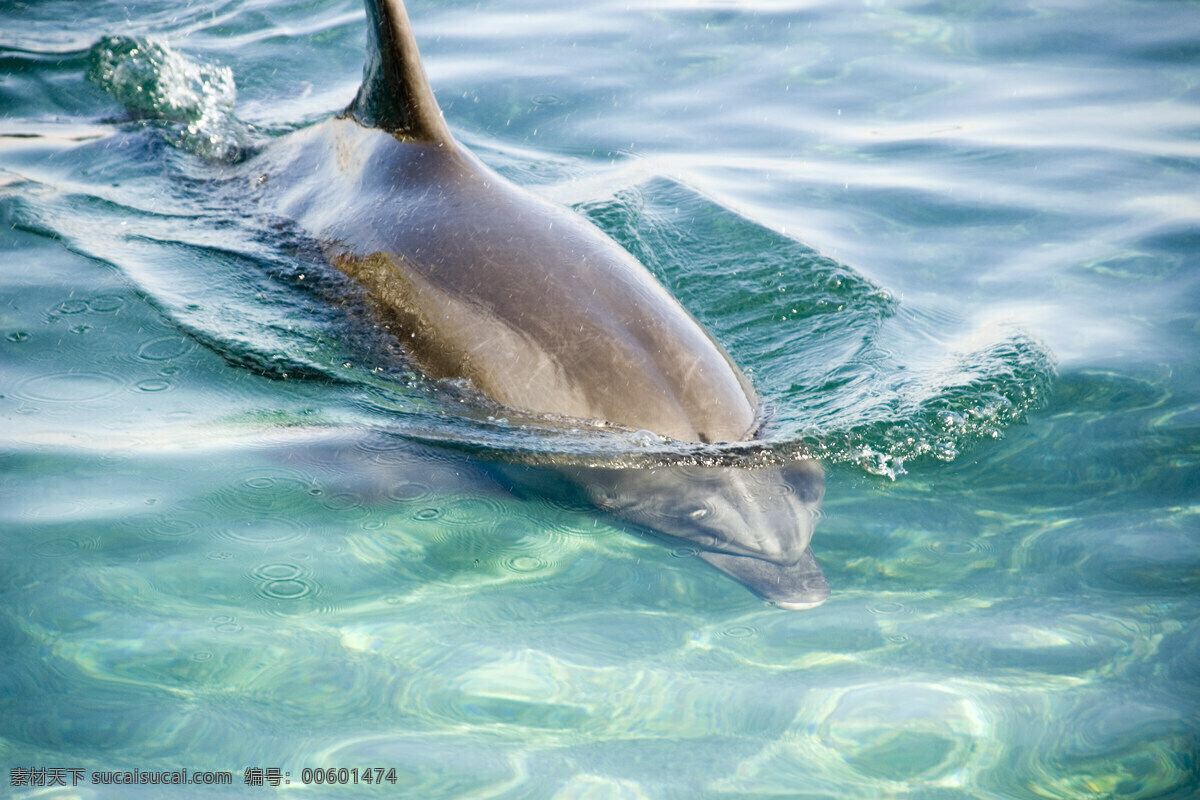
2,0,1198,797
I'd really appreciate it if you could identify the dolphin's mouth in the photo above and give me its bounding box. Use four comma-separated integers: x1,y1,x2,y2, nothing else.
698,546,830,610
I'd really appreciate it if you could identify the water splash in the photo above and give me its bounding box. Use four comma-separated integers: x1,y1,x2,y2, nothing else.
811,327,1057,479
87,36,247,161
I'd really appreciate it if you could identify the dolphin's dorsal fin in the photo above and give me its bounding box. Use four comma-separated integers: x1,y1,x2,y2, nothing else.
345,0,453,143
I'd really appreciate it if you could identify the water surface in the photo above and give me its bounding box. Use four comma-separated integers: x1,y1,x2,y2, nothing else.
2,0,1198,797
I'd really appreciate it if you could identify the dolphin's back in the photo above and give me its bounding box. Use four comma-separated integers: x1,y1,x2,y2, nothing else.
279,0,759,443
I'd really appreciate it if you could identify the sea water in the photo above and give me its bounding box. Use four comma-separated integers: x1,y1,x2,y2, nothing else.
1,0,1197,797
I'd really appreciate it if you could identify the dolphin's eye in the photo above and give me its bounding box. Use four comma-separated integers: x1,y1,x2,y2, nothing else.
688,507,711,520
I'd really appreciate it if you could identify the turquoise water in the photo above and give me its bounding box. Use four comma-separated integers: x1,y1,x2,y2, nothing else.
2,0,1198,797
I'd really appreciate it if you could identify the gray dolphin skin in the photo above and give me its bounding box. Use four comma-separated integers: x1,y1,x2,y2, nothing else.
584,462,829,611
255,0,829,608
497,460,830,611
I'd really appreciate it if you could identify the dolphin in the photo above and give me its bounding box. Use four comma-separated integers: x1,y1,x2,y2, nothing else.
252,0,829,608
495,459,829,610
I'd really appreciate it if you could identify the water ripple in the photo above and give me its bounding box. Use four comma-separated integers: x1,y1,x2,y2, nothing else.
212,516,306,546
136,334,194,361
14,370,125,403
207,468,319,516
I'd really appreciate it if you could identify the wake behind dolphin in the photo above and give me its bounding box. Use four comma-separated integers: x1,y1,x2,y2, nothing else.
243,0,831,609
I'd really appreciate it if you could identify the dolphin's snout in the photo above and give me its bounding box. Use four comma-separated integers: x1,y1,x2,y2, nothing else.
698,543,830,610
773,597,828,611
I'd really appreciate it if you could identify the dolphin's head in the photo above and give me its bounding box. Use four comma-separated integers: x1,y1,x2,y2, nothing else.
570,460,829,609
